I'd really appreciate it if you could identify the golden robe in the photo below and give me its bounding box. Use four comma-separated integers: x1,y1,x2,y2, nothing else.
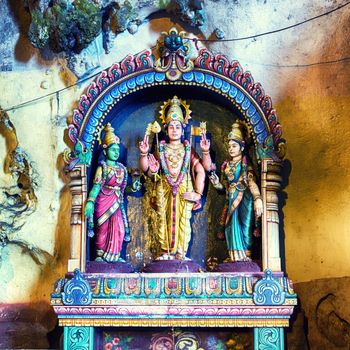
155,140,199,256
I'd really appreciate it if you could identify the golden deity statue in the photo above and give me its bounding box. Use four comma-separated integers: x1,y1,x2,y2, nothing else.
139,96,211,260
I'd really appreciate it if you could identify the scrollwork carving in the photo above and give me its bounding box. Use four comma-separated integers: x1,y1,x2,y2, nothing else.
253,269,285,305
254,328,284,350
62,269,92,306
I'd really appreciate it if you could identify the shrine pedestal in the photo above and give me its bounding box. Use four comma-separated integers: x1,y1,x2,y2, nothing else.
51,269,296,349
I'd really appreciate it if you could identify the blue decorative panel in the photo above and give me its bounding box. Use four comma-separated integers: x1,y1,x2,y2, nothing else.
103,92,113,105
136,74,146,86
253,269,286,305
118,81,128,93
145,72,155,84
182,72,194,81
204,74,214,86
194,71,205,83
62,269,92,306
236,90,245,104
127,77,136,89
229,85,238,98
257,130,268,144
242,96,251,110
213,77,222,89
155,72,166,82
247,104,257,117
97,99,108,112
221,80,231,93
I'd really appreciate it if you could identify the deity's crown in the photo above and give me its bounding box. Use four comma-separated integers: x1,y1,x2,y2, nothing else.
228,122,244,143
100,123,120,149
159,96,191,125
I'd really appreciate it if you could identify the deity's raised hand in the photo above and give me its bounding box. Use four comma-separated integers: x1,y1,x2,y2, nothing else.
200,132,210,152
148,153,160,173
139,134,150,154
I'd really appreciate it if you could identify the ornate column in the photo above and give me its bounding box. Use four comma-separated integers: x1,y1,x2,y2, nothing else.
254,328,284,349
64,327,94,350
67,164,87,272
261,159,282,271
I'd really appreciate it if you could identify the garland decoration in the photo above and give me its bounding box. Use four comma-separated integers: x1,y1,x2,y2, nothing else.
159,140,191,195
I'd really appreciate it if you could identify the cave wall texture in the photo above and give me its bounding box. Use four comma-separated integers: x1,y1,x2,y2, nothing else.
0,0,349,348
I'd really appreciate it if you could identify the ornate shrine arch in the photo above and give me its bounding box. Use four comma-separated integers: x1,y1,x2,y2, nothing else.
65,28,285,273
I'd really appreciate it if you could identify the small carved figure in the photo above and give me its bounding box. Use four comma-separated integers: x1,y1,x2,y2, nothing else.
207,123,263,262
85,124,130,262
139,96,209,260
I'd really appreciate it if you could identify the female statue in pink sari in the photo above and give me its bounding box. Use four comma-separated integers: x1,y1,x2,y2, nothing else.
85,123,130,262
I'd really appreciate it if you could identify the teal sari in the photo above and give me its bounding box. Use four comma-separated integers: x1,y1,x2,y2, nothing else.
222,161,254,261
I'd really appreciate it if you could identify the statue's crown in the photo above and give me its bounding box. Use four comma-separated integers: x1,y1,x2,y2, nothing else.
228,122,244,143
159,96,191,126
166,96,183,123
100,123,120,149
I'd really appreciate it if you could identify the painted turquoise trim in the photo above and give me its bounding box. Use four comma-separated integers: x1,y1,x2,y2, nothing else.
64,326,94,350
254,328,284,350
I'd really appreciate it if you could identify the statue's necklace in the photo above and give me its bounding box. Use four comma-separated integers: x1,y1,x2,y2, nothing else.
165,144,185,170
159,140,191,195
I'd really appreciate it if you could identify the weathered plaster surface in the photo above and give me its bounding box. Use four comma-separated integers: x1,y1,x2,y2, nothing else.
0,2,349,345
292,277,350,349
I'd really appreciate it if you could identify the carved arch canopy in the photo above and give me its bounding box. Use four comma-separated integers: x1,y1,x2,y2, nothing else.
67,44,284,167
65,29,285,272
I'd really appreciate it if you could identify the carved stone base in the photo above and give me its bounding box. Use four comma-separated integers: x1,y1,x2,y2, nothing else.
142,259,202,273
215,261,261,272
86,261,134,273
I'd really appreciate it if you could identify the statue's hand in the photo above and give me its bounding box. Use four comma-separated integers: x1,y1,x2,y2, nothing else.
200,133,210,152
148,154,160,174
139,134,150,154
209,173,219,185
182,191,201,202
85,201,95,219
254,197,263,217
131,178,142,192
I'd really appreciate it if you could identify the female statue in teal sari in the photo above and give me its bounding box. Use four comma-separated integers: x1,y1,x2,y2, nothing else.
209,123,263,262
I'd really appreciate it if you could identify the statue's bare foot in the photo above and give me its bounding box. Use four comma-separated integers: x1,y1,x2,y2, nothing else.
175,252,183,260
95,257,104,262
156,254,171,260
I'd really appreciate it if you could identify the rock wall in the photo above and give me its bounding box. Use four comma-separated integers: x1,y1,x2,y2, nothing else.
0,0,349,348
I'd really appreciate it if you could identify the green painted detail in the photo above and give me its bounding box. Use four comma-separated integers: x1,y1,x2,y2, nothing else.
75,140,92,165
256,135,277,160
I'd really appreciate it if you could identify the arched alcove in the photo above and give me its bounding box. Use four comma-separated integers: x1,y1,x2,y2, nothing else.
65,35,285,273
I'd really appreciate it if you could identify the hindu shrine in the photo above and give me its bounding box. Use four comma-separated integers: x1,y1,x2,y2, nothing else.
1,1,350,349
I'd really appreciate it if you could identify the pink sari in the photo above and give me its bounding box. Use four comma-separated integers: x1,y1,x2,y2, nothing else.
94,162,128,262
